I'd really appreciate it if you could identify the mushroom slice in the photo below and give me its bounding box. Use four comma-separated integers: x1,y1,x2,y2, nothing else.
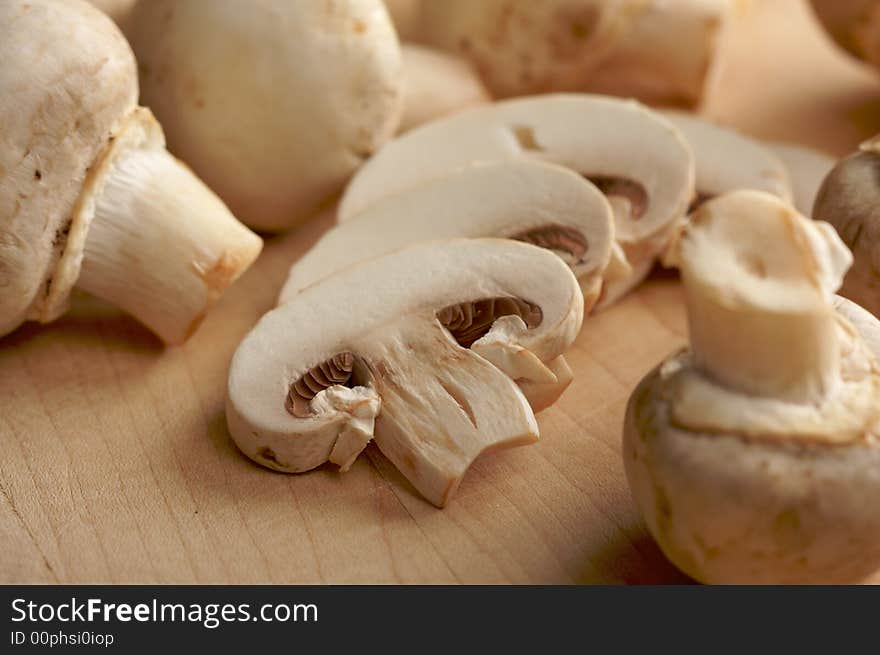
398,44,490,133
812,137,880,318
228,239,583,507
660,111,792,213
338,94,694,307
625,190,880,584
279,160,615,317
768,142,836,217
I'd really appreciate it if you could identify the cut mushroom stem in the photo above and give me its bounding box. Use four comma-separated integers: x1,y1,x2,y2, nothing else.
371,316,539,506
78,115,262,344
673,190,852,403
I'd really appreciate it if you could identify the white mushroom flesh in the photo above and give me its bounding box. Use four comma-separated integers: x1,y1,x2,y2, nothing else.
279,160,615,312
227,239,583,507
338,94,694,307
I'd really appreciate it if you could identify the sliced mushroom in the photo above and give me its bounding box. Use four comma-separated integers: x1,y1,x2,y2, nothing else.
280,160,615,312
768,142,836,217
0,0,261,343
625,190,880,584
338,94,695,308
812,137,880,318
398,44,491,133
227,239,583,507
127,0,403,231
660,111,792,212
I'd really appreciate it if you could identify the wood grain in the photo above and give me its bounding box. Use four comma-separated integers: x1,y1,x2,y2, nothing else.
2,0,879,584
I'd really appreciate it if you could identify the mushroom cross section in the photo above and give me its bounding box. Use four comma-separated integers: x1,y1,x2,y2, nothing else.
337,94,695,307
278,160,617,312
228,238,584,508
660,111,792,213
624,190,880,584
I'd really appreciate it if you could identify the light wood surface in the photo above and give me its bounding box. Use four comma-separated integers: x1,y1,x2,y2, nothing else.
2,0,879,584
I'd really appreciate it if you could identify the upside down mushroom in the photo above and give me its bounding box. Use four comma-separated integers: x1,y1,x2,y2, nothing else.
624,190,880,584
339,94,694,308
228,239,583,507
0,0,261,344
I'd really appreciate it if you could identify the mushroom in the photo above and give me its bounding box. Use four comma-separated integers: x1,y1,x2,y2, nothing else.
812,137,880,318
126,0,403,232
660,111,792,212
413,0,735,107
810,1,880,72
624,190,880,584
227,238,583,507
339,94,695,308
768,142,836,217
582,0,737,108
279,160,618,323
0,0,262,344
398,44,491,133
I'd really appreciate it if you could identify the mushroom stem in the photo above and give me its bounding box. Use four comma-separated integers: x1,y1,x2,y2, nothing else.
78,142,262,344
674,191,852,403
682,278,841,402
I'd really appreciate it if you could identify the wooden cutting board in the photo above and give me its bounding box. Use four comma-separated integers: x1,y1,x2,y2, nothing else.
2,0,879,584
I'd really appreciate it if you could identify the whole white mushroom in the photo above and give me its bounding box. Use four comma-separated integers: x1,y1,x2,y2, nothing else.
127,0,404,232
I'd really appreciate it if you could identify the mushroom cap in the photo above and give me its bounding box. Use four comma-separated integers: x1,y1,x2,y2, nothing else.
228,238,583,505
398,44,490,133
128,0,403,232
623,343,880,584
813,143,880,318
0,0,137,337
278,160,614,307
768,142,836,217
661,111,792,205
339,94,694,251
